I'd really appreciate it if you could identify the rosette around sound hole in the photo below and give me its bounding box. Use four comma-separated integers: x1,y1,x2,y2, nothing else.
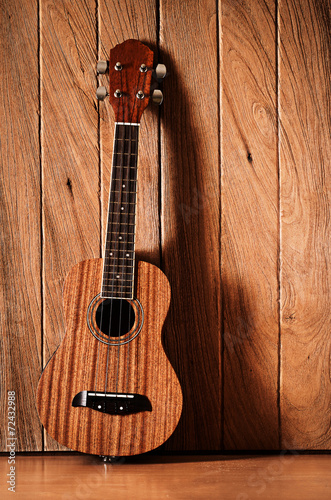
87,295,143,346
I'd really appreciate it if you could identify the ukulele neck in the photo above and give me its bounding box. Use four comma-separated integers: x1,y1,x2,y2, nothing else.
101,122,139,299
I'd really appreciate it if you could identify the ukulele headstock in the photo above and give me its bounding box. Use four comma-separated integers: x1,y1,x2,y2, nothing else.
96,39,166,123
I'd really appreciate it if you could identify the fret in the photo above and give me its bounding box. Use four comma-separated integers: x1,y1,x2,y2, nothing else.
104,255,133,258
112,179,137,185
102,267,134,272
107,214,135,225
102,286,134,292
106,231,135,236
109,199,136,204
104,262,134,269
104,265,134,270
110,190,137,195
101,280,134,286
110,200,135,206
106,242,134,248
113,141,138,155
105,252,133,260
102,285,134,290
105,242,135,248
105,241,135,246
108,204,136,209
105,240,135,246
101,294,134,299
104,262,134,267
104,221,136,226
106,244,135,251
111,182,137,191
102,285,133,290
106,230,136,238
109,200,136,207
112,165,138,170
112,154,137,167
105,248,134,253
101,291,133,297
113,152,137,156
102,278,134,283
109,186,136,191
112,177,137,181
106,227,135,231
108,211,135,215
101,289,133,292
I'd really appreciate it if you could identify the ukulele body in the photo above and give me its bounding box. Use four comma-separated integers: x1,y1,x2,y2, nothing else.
36,258,182,456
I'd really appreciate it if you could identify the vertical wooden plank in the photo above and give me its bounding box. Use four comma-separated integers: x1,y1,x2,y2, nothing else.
0,0,42,451
41,0,99,450
280,0,331,449
221,0,279,448
99,1,160,267
160,0,221,450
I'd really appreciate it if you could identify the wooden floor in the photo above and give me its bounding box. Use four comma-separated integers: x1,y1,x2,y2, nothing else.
1,454,330,499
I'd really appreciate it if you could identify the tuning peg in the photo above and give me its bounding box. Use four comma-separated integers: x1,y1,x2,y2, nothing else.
97,61,108,74
96,86,108,101
152,89,163,105
154,64,167,79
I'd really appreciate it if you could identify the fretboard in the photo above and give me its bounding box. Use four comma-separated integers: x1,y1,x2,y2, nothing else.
101,123,139,299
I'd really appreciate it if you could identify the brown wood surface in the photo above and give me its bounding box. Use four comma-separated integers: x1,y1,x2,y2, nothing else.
279,0,331,449
37,259,182,456
1,454,331,500
160,0,221,450
1,0,331,452
0,0,42,451
221,0,279,449
41,0,99,450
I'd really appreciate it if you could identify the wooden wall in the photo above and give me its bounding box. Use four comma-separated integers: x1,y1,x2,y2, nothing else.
0,0,330,452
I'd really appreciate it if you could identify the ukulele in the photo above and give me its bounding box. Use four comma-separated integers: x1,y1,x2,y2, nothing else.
36,39,182,456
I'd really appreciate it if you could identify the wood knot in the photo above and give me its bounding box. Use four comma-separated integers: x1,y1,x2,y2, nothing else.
66,177,73,195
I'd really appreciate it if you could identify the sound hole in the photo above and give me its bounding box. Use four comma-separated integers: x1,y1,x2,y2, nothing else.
95,299,135,338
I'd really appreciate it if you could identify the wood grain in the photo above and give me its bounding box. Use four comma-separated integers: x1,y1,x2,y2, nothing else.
0,0,42,451
107,39,154,123
221,0,279,448
41,0,99,450
279,0,331,449
1,0,331,453
2,454,331,500
99,0,160,267
36,259,182,456
160,0,221,450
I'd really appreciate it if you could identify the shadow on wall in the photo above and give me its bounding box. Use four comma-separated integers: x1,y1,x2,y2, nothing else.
147,44,221,452
139,43,281,453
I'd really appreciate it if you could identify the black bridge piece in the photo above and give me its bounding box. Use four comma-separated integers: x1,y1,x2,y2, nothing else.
72,391,152,415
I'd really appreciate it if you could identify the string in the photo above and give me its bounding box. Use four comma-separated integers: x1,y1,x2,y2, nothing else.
106,67,125,396
124,68,147,395
114,69,127,397
118,70,142,396
124,118,134,394
99,63,146,402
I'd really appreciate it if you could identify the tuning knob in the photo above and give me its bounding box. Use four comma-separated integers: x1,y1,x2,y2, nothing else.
154,64,167,79
96,86,108,101
97,61,108,74
152,89,163,105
